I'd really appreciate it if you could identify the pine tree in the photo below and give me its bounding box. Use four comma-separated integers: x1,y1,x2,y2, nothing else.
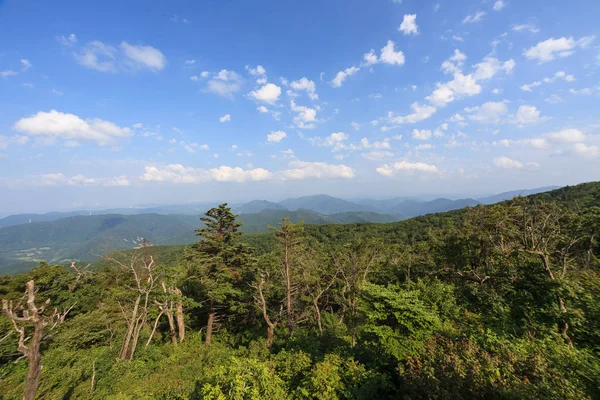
185,203,253,344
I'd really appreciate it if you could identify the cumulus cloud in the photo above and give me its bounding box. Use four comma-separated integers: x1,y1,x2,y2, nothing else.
362,151,394,161
388,102,437,124
465,101,508,123
331,66,360,88
141,161,353,183
572,143,599,158
545,128,586,143
141,164,272,183
0,135,30,150
249,83,281,104
20,59,32,70
399,14,419,35
245,65,267,83
205,69,242,99
441,50,467,74
0,70,17,78
279,160,354,180
290,77,318,100
13,110,132,146
379,40,405,65
219,114,231,122
15,173,130,188
524,36,595,63
510,105,542,126
267,130,287,143
376,161,439,176
290,100,317,129
412,129,432,140
493,156,538,169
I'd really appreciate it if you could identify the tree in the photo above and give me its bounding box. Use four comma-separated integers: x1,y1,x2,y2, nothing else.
270,218,304,338
101,245,160,360
186,203,254,345
2,280,73,400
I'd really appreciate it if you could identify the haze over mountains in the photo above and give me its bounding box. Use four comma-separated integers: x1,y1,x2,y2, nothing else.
0,186,559,273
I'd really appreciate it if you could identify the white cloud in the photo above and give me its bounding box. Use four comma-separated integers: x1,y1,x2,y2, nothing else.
362,50,378,66
290,100,317,129
545,94,563,104
219,114,231,123
19,173,130,187
0,70,17,78
511,105,542,126
52,89,64,96
512,24,540,33
369,93,383,99
380,40,405,65
249,83,281,104
290,77,318,100
20,59,32,70
524,36,595,63
184,59,196,65
389,102,437,124
245,65,267,84
376,161,439,176
521,71,575,92
427,73,481,106
205,69,242,99
463,11,486,23
493,156,526,169
441,49,467,74
362,151,394,161
473,57,515,80
331,66,360,87
399,14,419,35
119,42,166,71
545,128,586,143
351,122,360,131
57,33,77,47
267,130,287,143
74,40,166,72
141,164,272,183
412,129,432,140
572,143,599,158
0,135,30,150
466,101,508,123
415,144,433,150
257,105,269,113
433,3,440,12
279,160,354,180
569,88,593,95
493,1,505,11
14,110,132,146
75,41,117,72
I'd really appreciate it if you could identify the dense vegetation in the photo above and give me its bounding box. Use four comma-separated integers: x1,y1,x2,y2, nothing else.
1,182,599,399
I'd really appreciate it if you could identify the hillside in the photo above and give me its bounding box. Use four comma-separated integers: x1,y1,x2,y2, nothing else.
234,200,287,214
278,194,373,214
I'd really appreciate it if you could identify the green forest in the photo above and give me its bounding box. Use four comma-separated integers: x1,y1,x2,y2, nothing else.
1,182,599,399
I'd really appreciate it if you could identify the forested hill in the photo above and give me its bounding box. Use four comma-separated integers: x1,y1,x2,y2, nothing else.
1,181,598,399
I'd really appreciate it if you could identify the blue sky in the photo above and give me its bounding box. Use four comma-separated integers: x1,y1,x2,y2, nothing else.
0,0,599,213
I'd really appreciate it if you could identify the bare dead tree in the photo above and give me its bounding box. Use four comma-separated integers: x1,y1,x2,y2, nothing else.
146,281,185,346
67,261,92,292
101,249,159,360
2,280,73,400
254,273,282,348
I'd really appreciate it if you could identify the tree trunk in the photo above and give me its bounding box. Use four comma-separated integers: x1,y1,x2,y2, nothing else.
165,310,177,345
146,310,165,346
174,288,185,343
119,295,141,360
313,298,323,335
23,324,44,400
258,278,278,348
285,245,293,338
205,307,215,345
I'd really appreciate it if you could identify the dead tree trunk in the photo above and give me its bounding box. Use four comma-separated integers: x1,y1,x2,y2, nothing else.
173,288,185,343
2,280,72,400
257,277,278,348
205,303,215,345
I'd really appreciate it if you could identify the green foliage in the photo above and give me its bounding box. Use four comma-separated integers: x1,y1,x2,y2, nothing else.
1,183,600,399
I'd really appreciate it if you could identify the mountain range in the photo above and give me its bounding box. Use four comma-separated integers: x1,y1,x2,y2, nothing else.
0,185,559,273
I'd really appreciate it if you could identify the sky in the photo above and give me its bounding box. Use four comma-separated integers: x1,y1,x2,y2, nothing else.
0,0,599,213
